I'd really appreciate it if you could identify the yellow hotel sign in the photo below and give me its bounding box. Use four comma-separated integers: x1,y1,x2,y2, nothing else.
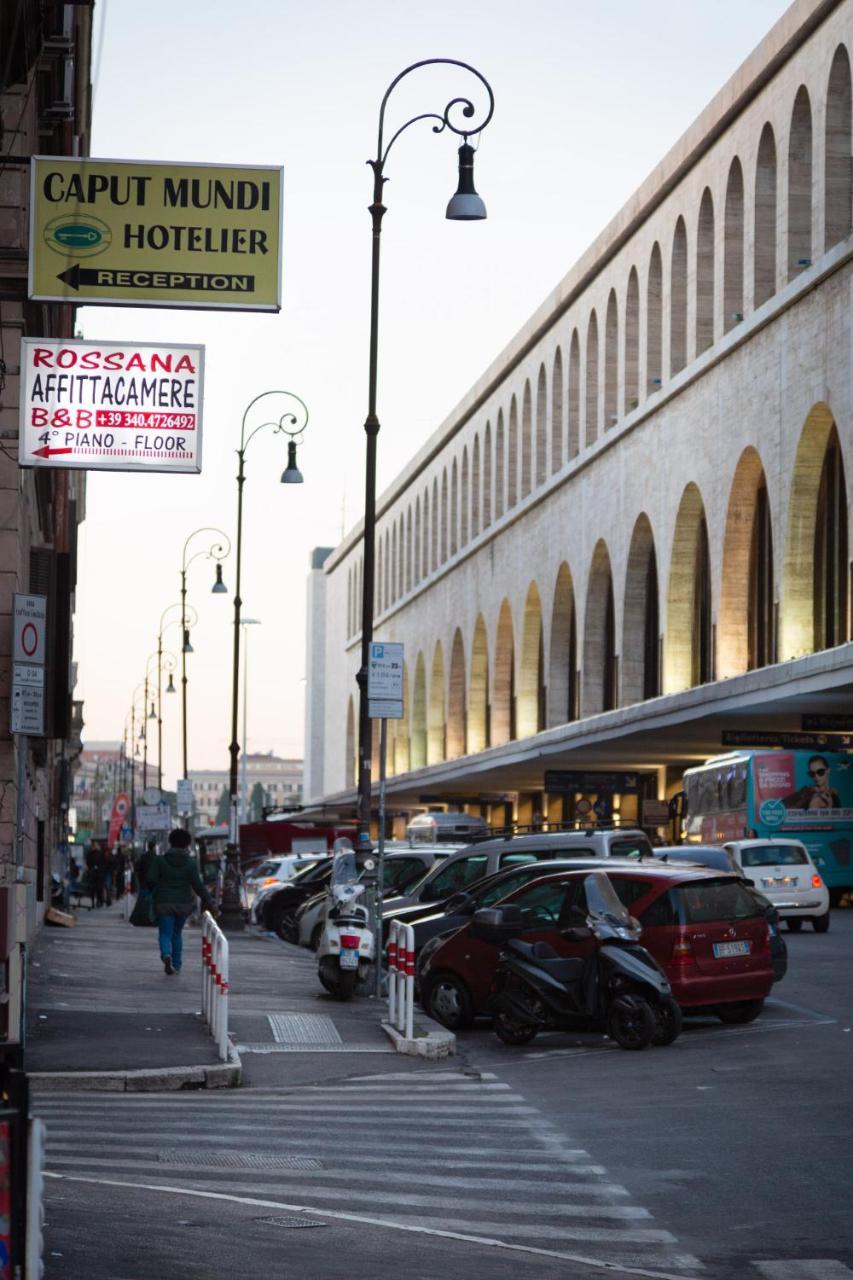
29,157,283,311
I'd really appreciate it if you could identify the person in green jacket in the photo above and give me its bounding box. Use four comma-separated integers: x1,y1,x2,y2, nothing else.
146,828,214,975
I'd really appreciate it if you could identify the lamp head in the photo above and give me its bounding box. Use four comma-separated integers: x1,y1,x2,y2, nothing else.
148,700,156,720
166,673,176,694
281,439,303,485
212,562,228,594
446,142,487,221
182,629,194,655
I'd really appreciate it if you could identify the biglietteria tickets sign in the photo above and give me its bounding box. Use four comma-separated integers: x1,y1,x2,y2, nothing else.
19,338,204,474
29,157,282,311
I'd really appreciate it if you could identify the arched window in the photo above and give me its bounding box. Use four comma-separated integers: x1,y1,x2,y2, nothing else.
405,509,412,592
814,426,848,650
585,311,599,446
696,188,715,353
604,290,618,427
450,461,458,556
535,364,547,485
624,269,639,411
346,568,352,639
460,448,469,547
384,529,391,608
724,158,745,332
568,330,580,457
431,478,439,571
440,469,449,562
472,435,481,538
414,498,421,585
495,413,505,519
376,537,383,615
390,524,397,604
422,488,430,578
508,397,519,508
788,86,813,280
521,381,532,498
754,124,777,307
647,243,662,392
483,422,493,527
670,217,688,375
551,348,564,473
825,46,852,250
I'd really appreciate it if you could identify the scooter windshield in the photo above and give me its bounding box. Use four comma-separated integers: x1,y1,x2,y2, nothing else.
331,850,359,888
583,872,632,927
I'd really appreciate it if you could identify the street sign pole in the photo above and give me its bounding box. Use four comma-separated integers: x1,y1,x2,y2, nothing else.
374,719,388,998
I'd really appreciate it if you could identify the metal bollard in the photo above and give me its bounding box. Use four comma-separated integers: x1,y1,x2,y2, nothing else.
387,920,414,1039
201,911,230,1061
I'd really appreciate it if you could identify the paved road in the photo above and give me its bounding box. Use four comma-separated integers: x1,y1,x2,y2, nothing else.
35,908,853,1279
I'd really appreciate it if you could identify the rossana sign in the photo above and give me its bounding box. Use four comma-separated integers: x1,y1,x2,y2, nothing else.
19,337,204,473
29,157,283,311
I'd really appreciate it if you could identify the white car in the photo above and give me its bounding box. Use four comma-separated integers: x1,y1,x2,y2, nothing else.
723,839,831,932
244,855,323,906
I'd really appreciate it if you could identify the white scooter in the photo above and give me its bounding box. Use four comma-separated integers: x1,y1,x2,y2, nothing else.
316,841,375,1000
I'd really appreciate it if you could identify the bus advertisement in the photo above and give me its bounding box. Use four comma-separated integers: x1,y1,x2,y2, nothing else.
683,750,853,901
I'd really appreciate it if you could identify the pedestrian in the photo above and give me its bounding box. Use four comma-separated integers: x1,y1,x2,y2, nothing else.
86,842,106,908
146,829,214,975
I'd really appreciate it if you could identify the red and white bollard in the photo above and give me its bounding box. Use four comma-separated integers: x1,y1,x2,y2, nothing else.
201,911,230,1061
387,919,414,1040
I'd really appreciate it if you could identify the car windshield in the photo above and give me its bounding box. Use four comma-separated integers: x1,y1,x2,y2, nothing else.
249,860,280,878
739,844,809,867
610,837,653,859
674,878,764,923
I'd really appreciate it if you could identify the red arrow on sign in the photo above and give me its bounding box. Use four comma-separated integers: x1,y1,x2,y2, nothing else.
32,446,73,459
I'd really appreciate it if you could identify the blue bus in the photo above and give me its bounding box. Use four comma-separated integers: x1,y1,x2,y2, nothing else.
683,750,853,903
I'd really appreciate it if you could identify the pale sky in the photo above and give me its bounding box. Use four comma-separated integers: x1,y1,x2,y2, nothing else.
74,0,793,788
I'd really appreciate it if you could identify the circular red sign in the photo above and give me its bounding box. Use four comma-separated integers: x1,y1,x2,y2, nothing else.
21,622,39,657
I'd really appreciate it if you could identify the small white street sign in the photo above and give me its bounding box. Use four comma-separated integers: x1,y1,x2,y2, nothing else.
11,664,44,687
10,683,44,735
367,642,404,701
369,698,403,720
136,803,172,831
13,594,47,666
176,778,194,812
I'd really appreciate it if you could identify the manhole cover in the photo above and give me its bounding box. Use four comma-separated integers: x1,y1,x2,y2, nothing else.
255,1216,327,1229
267,1013,342,1045
159,1151,324,1171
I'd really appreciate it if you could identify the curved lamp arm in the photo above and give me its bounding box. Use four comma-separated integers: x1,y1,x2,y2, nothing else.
240,390,309,457
181,526,232,573
375,58,494,169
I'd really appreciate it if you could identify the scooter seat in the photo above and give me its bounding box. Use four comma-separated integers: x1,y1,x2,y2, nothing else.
506,939,585,984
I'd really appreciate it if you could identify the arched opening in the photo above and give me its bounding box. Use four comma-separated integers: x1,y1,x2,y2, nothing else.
518,582,545,737
440,469,449,563
551,348,564,473
414,499,421,585
754,123,777,307
390,524,397,605
696,188,715,354
450,460,458,556
622,514,660,705
398,515,405,600
493,600,515,745
548,563,577,726
585,311,599,446
625,268,639,410
583,540,617,716
724,158,745,332
405,509,412,593
508,396,519,509
788,86,813,280
346,568,352,639
345,697,355,789
647,243,663,393
471,436,480,538
719,447,774,677
427,642,445,765
483,423,492,529
469,614,490,752
376,537,383,615
825,45,852,250
411,652,427,769
535,364,547,485
521,381,532,498
394,664,410,774
495,412,505,519
384,529,391,609
604,289,618,428
665,483,713,692
447,629,467,758
431,478,438,572
670,217,688,375
568,330,580,457
460,448,469,547
781,404,849,658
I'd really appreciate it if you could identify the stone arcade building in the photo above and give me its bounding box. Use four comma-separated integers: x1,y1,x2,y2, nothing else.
306,0,853,831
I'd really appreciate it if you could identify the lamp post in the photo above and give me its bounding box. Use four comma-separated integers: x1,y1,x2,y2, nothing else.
179,528,230,792
145,646,177,792
157,602,195,792
238,618,262,826
355,59,494,850
228,392,306,845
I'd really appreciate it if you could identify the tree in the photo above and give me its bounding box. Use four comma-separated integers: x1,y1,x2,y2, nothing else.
215,787,230,826
249,782,267,821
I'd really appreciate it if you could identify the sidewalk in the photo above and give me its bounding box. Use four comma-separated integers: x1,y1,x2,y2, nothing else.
25,900,449,1092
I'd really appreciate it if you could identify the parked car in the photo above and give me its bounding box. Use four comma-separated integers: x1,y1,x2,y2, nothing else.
406,812,490,844
654,845,787,980
244,855,323,904
293,849,456,950
418,864,775,1030
382,828,656,916
722,839,831,932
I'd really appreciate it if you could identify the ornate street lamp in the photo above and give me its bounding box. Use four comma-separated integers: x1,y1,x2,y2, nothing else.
157,601,195,792
179,528,231,790
355,59,494,850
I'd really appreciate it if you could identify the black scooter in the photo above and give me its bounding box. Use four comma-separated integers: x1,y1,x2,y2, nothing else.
477,871,681,1050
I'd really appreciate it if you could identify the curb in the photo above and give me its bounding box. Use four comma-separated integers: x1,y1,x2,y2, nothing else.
381,1017,456,1059
29,1044,242,1093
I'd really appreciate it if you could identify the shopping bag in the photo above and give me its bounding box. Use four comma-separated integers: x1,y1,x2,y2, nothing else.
129,890,157,927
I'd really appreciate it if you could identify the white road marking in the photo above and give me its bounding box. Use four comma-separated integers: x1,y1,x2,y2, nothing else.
754,1263,853,1278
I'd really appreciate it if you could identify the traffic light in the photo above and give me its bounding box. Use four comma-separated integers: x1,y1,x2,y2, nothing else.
25,1117,46,1280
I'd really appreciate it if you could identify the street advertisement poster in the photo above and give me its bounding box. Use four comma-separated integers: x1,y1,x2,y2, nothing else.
29,157,283,311
752,751,853,828
19,338,204,474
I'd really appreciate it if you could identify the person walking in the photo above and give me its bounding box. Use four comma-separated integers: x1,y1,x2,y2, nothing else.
146,829,214,975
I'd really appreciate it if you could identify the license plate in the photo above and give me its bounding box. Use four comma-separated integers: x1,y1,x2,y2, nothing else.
712,940,751,958
339,950,359,969
763,876,797,888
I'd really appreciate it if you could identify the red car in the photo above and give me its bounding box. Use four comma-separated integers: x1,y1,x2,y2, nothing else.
418,865,774,1030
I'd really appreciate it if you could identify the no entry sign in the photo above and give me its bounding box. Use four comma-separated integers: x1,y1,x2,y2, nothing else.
18,337,204,473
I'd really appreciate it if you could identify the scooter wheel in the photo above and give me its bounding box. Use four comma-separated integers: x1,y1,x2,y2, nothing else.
493,1011,538,1046
607,995,655,1050
651,996,683,1046
333,968,359,1000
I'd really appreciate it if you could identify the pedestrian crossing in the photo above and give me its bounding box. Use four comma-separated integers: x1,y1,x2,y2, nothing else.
35,1070,701,1276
